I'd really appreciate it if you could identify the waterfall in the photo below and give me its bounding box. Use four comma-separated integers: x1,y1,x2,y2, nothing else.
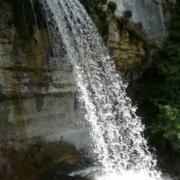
40,0,163,179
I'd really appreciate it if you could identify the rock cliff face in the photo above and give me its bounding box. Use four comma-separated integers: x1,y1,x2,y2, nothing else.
107,18,146,72
0,0,173,148
0,0,175,179
0,0,89,149
110,0,166,43
81,0,173,74
0,1,89,178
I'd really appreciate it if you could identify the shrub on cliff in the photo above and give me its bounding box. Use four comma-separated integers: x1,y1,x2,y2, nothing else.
108,1,117,13
130,1,180,152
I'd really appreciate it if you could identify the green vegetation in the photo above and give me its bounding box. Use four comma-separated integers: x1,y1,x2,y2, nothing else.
108,1,117,13
80,0,109,38
129,2,180,152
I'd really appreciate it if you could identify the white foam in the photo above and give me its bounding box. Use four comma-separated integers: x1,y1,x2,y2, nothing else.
96,171,158,180
41,0,167,179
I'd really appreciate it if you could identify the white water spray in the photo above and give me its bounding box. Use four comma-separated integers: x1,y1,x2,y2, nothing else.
40,0,164,179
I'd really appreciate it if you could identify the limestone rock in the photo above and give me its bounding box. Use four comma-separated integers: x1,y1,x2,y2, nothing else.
107,19,146,71
108,0,167,43
0,1,88,151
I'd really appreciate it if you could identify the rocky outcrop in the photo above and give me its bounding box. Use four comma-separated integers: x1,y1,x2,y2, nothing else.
80,0,148,73
80,0,174,74
110,0,166,43
0,142,89,180
0,0,177,178
107,18,146,72
0,0,89,177
0,1,89,178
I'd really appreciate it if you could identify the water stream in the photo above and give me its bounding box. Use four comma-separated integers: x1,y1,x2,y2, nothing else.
40,0,164,179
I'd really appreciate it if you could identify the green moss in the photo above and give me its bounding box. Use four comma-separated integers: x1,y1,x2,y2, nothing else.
80,0,109,39
108,1,117,13
128,29,139,43
117,18,141,44
95,10,108,37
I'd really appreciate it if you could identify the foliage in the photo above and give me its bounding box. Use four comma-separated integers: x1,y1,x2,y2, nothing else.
152,105,180,150
129,2,180,152
80,0,109,37
151,2,180,151
108,1,117,13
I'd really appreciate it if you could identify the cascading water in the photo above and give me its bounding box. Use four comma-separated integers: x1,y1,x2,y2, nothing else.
40,0,165,179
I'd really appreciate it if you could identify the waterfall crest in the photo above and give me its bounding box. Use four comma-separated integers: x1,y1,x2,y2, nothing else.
41,0,163,179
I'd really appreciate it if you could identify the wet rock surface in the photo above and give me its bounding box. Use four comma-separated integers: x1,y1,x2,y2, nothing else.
80,0,173,74
0,0,89,149
111,0,166,41
0,0,179,179
0,1,90,179
80,0,148,74
0,142,90,180
107,17,147,72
